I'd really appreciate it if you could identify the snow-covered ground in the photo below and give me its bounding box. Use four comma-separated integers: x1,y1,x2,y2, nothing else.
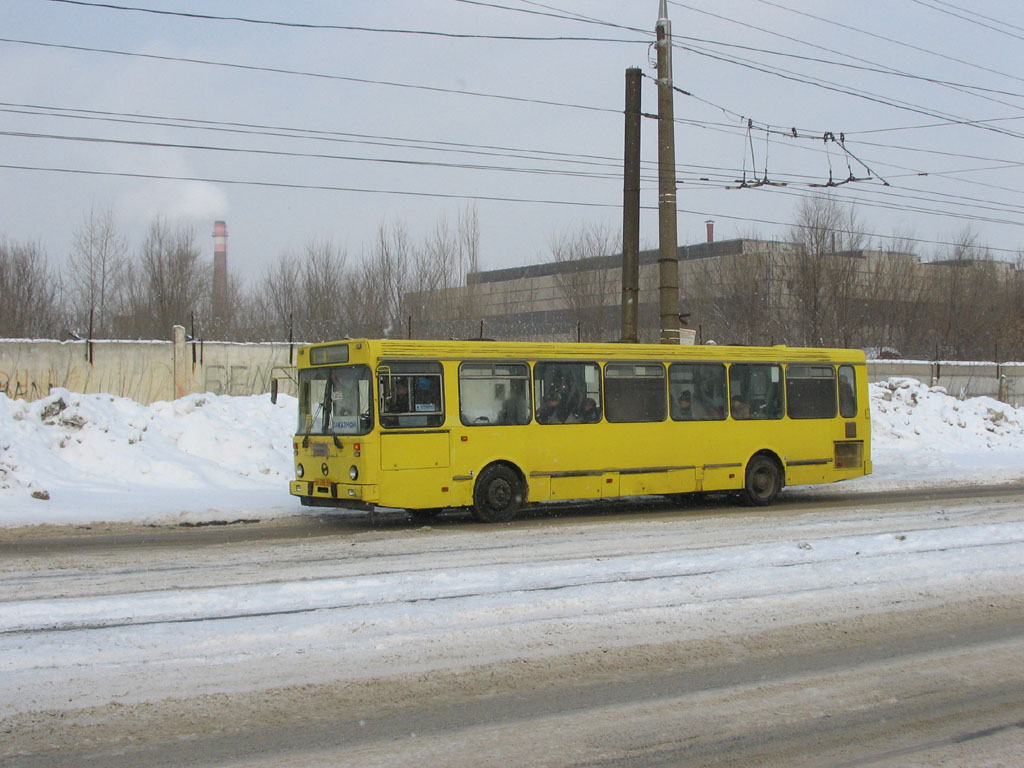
2,378,1023,765
1,377,1024,528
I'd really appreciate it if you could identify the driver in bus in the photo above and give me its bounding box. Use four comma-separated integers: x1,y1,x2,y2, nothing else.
390,379,410,413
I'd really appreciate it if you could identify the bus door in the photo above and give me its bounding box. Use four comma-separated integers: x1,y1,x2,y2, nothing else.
377,362,451,507
783,363,843,484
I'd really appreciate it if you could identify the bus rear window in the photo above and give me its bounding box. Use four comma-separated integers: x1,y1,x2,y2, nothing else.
839,365,858,418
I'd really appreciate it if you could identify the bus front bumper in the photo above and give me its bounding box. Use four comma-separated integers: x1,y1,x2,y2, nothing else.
291,480,378,504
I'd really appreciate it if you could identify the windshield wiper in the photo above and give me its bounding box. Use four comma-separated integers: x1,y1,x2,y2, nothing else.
302,399,325,449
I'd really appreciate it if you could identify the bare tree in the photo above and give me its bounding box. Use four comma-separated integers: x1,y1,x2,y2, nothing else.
251,250,302,341
66,207,127,338
549,222,619,341
251,239,349,342
688,241,784,345
349,221,411,338
405,207,482,339
0,238,63,338
862,234,926,357
300,239,349,341
120,218,206,339
788,194,866,347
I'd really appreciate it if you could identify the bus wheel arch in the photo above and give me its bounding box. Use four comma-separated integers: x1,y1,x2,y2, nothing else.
471,462,526,523
743,451,784,506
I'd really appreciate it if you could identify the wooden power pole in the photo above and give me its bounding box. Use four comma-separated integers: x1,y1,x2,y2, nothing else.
656,0,680,344
621,67,642,344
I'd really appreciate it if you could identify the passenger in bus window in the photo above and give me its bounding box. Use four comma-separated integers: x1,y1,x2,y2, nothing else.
579,397,601,423
554,375,578,417
537,391,564,423
731,394,751,419
498,396,523,425
674,390,693,420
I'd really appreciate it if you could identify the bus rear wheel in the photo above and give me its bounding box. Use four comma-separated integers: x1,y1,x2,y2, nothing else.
471,464,522,523
743,455,782,506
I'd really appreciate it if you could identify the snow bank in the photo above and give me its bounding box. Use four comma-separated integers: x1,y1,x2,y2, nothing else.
2,379,1023,527
862,378,1024,491
0,389,296,526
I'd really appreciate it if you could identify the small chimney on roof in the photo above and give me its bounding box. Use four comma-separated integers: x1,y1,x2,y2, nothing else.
705,219,714,244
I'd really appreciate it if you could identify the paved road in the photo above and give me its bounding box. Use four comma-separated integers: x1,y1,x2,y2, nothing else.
2,485,1023,767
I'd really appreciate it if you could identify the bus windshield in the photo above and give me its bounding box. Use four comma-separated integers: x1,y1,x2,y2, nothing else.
297,365,373,435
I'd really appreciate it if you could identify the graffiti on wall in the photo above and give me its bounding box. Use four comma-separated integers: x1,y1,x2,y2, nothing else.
0,368,54,400
203,363,276,397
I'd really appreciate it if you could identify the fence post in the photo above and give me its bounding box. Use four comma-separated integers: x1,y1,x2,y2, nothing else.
173,325,188,400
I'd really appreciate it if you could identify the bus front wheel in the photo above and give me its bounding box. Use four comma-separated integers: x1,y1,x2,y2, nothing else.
743,455,782,506
472,464,522,523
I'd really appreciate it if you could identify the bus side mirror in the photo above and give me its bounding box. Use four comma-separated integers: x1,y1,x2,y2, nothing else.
270,379,279,404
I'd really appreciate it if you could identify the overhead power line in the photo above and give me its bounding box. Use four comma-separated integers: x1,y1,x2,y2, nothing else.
0,38,622,116
10,97,1024,228
920,0,1024,34
909,0,1024,43
0,162,623,209
742,0,1024,87
42,0,645,43
2,162,1022,256
0,129,633,182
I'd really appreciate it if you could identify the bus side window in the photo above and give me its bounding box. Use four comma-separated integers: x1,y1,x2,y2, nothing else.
604,363,666,423
729,364,783,420
534,362,600,424
786,365,837,419
669,363,726,421
838,365,857,418
378,361,444,428
459,362,531,426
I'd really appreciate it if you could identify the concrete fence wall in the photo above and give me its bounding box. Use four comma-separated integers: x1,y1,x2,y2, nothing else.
2,333,1023,408
866,360,1024,407
1,327,297,405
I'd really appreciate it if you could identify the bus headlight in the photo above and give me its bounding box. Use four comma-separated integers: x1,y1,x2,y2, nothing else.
296,463,305,478
349,465,358,481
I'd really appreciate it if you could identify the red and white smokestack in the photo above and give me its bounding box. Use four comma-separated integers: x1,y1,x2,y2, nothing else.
705,219,714,244
212,220,228,331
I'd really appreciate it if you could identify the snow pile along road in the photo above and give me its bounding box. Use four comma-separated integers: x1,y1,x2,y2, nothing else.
1,378,1024,527
865,377,1024,491
0,389,297,526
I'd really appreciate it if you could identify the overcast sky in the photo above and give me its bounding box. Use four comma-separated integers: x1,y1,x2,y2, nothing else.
3,0,1024,284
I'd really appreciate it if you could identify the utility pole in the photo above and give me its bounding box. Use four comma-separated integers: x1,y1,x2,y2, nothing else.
621,67,642,344
656,0,680,344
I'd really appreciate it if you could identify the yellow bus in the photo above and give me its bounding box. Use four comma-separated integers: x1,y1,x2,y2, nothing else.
289,339,871,522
